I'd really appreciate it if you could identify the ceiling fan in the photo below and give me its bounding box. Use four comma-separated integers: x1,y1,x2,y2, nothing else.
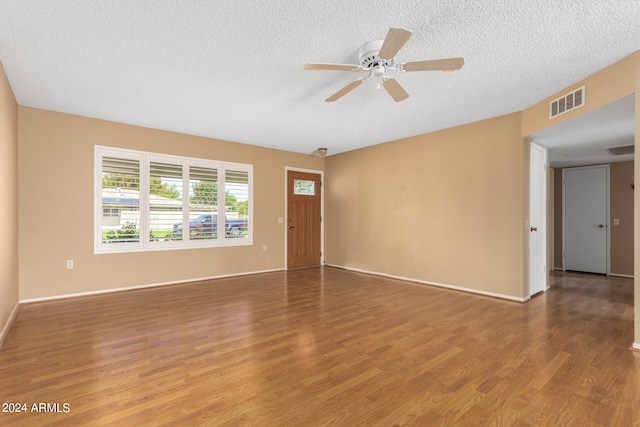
304,28,464,102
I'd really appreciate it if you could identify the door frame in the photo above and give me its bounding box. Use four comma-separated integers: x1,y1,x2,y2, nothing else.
562,164,610,275
529,142,548,296
284,167,324,269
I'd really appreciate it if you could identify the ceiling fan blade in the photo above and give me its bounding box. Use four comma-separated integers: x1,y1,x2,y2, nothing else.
402,57,465,72
304,63,367,72
325,78,365,102
378,28,412,60
382,77,409,102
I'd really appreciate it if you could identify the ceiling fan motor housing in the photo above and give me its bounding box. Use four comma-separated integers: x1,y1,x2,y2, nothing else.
359,40,395,69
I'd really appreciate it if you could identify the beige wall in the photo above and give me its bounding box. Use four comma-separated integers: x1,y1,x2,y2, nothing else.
611,162,635,275
552,162,634,276
0,62,19,345
325,113,526,299
18,107,324,300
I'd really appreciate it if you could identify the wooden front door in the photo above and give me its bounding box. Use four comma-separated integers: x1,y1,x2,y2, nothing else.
287,171,322,268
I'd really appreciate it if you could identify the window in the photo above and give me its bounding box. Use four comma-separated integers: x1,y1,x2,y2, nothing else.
188,166,218,241
95,146,252,253
224,169,250,238
100,155,141,245
293,179,315,196
103,208,120,217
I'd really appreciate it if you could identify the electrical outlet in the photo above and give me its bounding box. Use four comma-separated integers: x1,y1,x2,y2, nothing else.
66,260,74,269
263,245,268,252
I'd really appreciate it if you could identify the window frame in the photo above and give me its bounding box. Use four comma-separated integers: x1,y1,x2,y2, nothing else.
95,146,253,254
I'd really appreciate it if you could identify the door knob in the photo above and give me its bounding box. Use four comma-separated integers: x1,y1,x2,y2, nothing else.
598,224,604,229
288,226,295,229
530,227,537,232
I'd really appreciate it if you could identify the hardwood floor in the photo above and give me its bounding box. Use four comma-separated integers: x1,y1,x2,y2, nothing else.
0,267,638,426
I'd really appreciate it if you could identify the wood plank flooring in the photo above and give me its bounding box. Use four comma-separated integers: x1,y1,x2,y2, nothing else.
0,267,638,426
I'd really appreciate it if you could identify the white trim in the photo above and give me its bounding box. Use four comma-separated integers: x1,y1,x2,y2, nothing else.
610,273,634,279
20,268,284,304
552,267,631,279
632,343,640,351
0,302,21,349
326,264,528,303
284,167,325,269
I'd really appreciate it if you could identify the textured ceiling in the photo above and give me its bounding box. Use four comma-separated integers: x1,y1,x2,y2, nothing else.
0,1,639,156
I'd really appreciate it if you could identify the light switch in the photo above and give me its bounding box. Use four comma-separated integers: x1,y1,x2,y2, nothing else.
278,217,284,224
613,218,620,226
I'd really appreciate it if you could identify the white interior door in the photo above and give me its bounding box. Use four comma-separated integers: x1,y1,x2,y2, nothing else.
529,143,547,295
563,165,609,274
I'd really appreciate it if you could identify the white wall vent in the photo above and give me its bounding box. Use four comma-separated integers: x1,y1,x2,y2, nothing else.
549,86,585,119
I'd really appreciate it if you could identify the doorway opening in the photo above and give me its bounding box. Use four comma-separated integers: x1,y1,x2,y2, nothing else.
530,95,634,282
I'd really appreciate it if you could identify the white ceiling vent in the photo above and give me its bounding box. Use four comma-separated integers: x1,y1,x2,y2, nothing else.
549,86,585,119
605,145,634,156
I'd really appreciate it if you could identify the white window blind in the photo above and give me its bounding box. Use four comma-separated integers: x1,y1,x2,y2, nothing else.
149,161,183,243
224,169,250,238
188,166,218,241
100,155,141,249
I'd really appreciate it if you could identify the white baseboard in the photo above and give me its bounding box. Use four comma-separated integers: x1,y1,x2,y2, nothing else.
20,268,285,304
632,343,640,351
325,264,528,302
610,273,634,279
552,269,633,279
0,302,21,349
